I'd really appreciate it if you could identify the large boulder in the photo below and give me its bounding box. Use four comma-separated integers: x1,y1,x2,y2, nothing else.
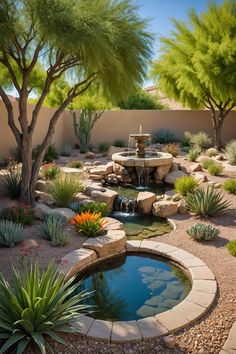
113,163,127,176
164,170,186,185
193,172,208,183
35,180,48,192
83,229,126,258
34,203,51,220
35,191,54,205
49,208,75,221
84,183,106,196
89,163,113,176
188,163,202,173
91,189,118,212
137,192,157,214
152,201,178,218
154,164,172,181
60,167,84,178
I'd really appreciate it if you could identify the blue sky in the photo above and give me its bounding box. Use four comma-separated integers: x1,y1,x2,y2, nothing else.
136,0,223,85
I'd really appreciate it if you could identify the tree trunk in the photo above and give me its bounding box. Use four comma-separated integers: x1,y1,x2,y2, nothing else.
213,124,223,150
20,135,33,204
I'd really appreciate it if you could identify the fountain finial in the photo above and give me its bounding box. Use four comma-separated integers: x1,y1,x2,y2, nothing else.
139,124,142,134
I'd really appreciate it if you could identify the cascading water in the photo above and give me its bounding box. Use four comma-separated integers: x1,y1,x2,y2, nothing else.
113,195,137,213
136,167,150,189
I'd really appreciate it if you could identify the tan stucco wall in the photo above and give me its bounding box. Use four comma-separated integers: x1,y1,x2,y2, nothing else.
64,109,236,146
0,99,236,160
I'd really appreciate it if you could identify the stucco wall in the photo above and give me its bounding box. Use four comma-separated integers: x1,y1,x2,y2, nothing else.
64,109,236,146
0,99,236,160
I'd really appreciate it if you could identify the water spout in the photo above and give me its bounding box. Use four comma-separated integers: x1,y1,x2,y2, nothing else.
139,124,142,134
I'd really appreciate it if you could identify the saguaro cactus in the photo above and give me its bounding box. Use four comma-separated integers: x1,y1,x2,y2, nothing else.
72,110,104,153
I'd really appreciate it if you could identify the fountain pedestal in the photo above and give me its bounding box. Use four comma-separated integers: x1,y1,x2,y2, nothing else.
129,133,151,158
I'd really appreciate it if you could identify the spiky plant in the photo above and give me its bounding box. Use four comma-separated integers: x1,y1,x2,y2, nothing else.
186,187,230,218
38,214,70,247
48,175,84,207
4,168,21,199
0,220,25,247
174,176,198,196
0,260,89,354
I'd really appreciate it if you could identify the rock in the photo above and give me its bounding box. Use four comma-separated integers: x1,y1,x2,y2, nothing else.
193,172,208,183
91,189,118,212
35,180,48,192
83,229,126,257
85,151,96,159
34,203,51,220
214,182,222,188
216,154,225,161
137,192,157,214
170,162,179,172
84,162,92,166
22,239,38,250
164,190,177,199
102,217,124,231
84,183,106,196
93,161,102,166
49,208,75,221
180,166,187,173
163,335,176,349
152,201,178,218
75,192,91,204
155,164,172,181
164,170,186,185
88,174,104,181
60,167,84,177
35,191,54,205
189,163,202,172
178,200,187,214
113,163,127,175
89,164,113,176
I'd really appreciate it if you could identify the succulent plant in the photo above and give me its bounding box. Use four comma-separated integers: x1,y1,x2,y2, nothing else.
0,220,25,247
38,213,70,246
61,143,72,156
186,223,220,241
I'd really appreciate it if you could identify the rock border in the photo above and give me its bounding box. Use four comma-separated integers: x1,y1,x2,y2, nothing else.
61,239,217,343
219,321,236,354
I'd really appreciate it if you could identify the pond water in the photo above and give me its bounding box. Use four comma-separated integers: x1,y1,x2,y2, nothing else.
111,211,172,240
74,253,191,321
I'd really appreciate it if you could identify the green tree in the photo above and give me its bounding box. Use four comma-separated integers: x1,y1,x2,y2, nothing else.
151,0,236,149
118,89,165,109
0,0,152,204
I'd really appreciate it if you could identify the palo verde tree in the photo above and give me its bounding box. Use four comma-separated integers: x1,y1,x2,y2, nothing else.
0,0,152,204
151,0,236,149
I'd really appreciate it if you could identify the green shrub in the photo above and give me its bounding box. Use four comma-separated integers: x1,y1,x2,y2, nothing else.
79,202,109,217
186,187,230,218
33,144,58,163
1,204,35,226
41,163,60,180
206,148,218,157
226,240,236,256
0,260,88,354
207,163,223,176
38,213,70,246
225,140,236,165
182,131,193,146
163,143,179,157
61,143,72,156
0,220,25,247
4,168,21,199
49,175,84,207
190,132,211,148
153,129,176,144
186,223,220,241
98,142,110,154
174,176,198,196
223,179,236,195
114,139,126,147
67,160,84,168
201,158,215,169
187,147,201,162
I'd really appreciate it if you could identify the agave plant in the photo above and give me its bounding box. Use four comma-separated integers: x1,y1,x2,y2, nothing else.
38,213,70,246
0,260,89,354
0,220,25,247
186,187,230,218
61,143,72,157
4,168,22,199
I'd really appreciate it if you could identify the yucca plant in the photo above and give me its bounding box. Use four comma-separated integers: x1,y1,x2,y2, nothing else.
186,187,230,218
207,163,223,176
48,175,84,207
0,220,25,247
4,168,21,199
38,214,70,247
174,176,198,196
0,260,89,354
201,158,215,169
187,147,201,162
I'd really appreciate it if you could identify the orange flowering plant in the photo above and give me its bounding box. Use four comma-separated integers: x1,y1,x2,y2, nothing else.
70,211,105,237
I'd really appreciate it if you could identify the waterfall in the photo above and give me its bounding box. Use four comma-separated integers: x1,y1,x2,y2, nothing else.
136,167,151,188
113,195,137,213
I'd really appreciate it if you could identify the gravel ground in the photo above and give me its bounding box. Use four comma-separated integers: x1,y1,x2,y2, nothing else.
1,155,236,354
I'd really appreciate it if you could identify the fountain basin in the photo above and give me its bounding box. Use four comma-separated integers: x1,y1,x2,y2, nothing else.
112,151,173,168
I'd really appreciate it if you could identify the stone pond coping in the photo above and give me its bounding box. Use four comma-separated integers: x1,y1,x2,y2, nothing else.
61,239,217,343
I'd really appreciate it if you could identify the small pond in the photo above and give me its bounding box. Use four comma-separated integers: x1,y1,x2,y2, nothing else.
109,182,166,200
74,253,191,321
111,211,172,240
